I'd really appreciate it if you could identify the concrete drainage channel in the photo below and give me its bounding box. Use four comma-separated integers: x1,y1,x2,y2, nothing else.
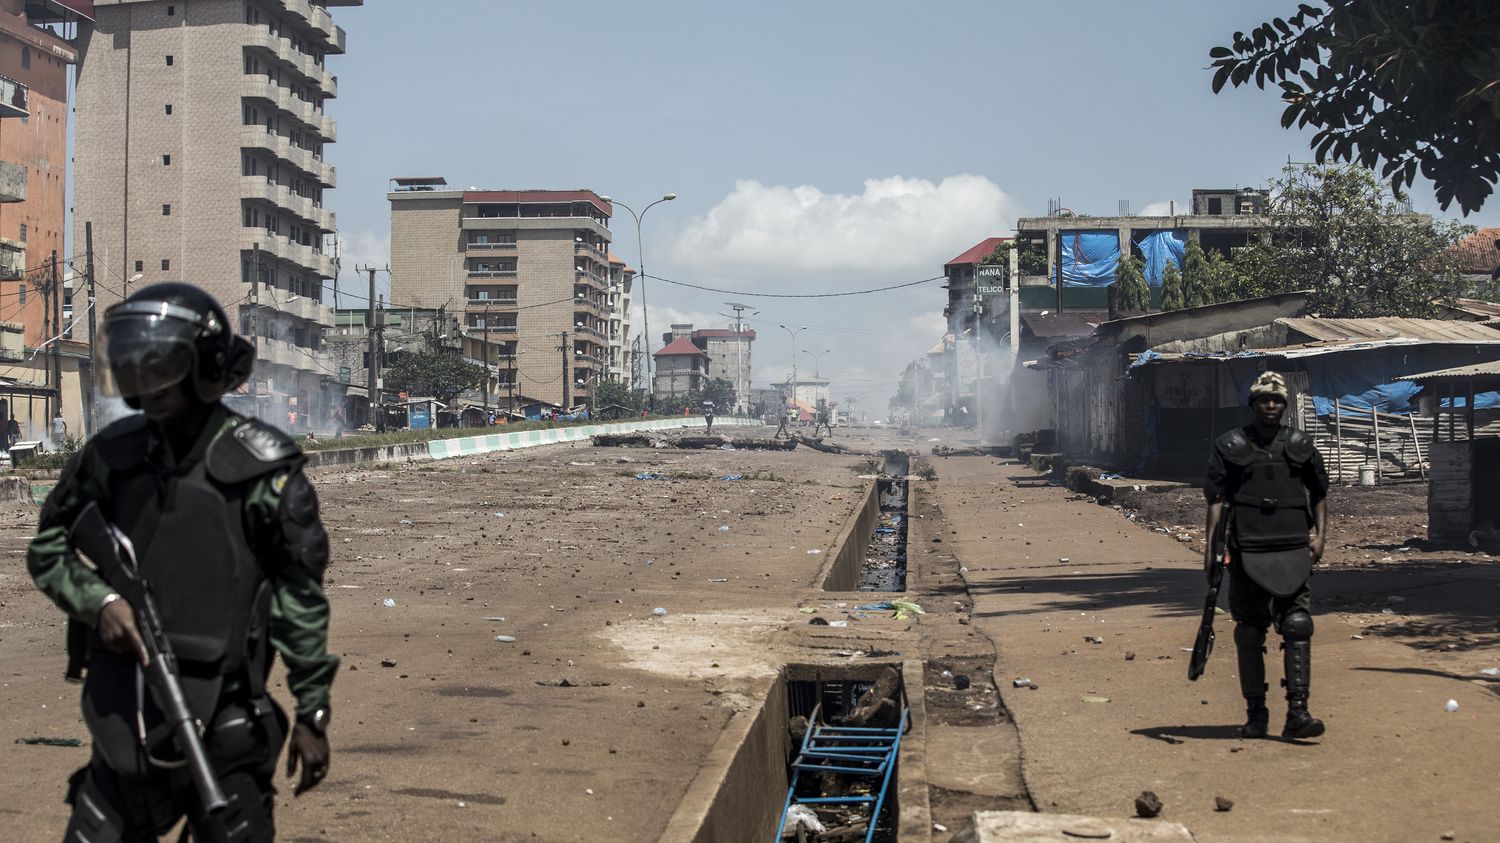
660,663,917,843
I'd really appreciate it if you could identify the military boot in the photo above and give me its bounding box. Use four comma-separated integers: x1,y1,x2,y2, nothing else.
1233,623,1270,738
1282,638,1325,739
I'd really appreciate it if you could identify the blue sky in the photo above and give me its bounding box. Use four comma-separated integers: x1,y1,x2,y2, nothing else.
321,1,1500,410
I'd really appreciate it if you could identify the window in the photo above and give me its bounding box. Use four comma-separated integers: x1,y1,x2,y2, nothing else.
162,259,171,271
165,55,174,66
21,48,28,70
18,284,24,304
135,260,144,272
162,204,171,216
165,103,173,115
163,154,171,166
167,4,175,15
18,223,26,243
1207,197,1222,215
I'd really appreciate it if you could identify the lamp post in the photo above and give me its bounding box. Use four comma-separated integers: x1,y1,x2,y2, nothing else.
779,324,808,416
600,193,675,405
803,348,832,379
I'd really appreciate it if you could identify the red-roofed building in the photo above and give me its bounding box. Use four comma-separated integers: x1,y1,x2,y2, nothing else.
1451,227,1500,283
653,337,710,397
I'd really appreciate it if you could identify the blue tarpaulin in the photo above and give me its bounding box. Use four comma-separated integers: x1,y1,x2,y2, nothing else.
1060,230,1120,287
1137,231,1185,287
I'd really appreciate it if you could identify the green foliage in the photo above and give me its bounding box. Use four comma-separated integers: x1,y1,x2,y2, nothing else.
1202,250,1238,305
1210,1,1500,213
22,434,82,470
1160,262,1185,311
1253,164,1470,316
653,391,702,416
384,351,486,400
1115,254,1150,312
592,380,641,411
702,378,736,408
1181,238,1209,307
979,239,1047,276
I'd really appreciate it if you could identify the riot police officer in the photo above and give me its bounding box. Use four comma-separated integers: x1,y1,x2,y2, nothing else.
27,283,338,841
1204,371,1329,740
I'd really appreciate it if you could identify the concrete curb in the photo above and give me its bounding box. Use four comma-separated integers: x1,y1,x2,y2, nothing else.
425,417,762,460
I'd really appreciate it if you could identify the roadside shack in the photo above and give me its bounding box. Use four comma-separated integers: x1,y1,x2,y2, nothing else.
1396,361,1500,545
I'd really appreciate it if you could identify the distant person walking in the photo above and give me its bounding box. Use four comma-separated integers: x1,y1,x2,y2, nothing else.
702,399,716,435
775,404,793,438
333,406,346,438
287,408,298,432
6,416,20,448
50,412,67,449
813,406,833,437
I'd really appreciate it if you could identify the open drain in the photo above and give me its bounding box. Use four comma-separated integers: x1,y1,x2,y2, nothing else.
778,666,906,842
858,453,910,592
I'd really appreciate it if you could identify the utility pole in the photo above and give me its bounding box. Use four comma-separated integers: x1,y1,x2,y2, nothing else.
363,266,384,432
50,251,61,426
559,330,570,410
481,304,491,412
84,224,98,436
725,301,751,413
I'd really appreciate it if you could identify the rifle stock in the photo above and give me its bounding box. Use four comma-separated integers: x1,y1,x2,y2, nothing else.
68,503,230,817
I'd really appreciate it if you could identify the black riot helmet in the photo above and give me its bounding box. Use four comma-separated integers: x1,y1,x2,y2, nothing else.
97,283,255,408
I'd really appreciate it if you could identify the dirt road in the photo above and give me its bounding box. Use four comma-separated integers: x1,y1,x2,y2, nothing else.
929,455,1500,842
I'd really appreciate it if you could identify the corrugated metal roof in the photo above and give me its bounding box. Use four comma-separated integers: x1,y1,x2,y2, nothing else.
1022,312,1108,338
1395,360,1500,382
1276,317,1500,343
945,237,1010,269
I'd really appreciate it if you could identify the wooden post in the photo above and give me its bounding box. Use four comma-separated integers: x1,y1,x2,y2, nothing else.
1372,403,1382,481
1448,383,1456,441
1467,381,1476,441
1334,399,1343,484
1409,411,1426,480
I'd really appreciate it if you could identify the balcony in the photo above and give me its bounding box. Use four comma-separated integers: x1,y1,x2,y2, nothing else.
574,241,608,262
0,240,23,280
465,240,517,252
0,75,26,119
245,30,339,98
282,0,346,53
241,176,335,233
573,298,607,317
240,126,336,188
241,230,336,278
0,161,25,203
466,297,518,309
470,322,517,334
467,269,516,279
241,76,336,143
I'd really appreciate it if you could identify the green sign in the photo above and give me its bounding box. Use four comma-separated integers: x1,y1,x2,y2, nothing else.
339,366,352,383
975,264,1009,296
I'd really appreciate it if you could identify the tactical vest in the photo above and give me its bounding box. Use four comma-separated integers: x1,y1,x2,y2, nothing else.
1216,426,1315,551
81,413,299,775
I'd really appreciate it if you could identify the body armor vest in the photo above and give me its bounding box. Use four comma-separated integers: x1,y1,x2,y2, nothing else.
81,415,282,775
1225,432,1313,551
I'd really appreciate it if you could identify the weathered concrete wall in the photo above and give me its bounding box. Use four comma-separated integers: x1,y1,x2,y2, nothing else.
817,479,882,592
1428,439,1471,543
303,442,431,469
0,475,32,502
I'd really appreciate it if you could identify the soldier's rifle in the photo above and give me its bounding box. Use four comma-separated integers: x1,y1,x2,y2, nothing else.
1188,518,1227,681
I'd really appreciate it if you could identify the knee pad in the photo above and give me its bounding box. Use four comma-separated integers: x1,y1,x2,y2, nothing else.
1279,610,1314,641
63,766,128,843
1233,622,1267,649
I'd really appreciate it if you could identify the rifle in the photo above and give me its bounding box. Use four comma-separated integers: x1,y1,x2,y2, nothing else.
68,502,229,820
1188,520,1227,681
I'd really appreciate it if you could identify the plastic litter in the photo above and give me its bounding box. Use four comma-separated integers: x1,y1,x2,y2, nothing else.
1444,699,1459,712
652,607,668,616
719,474,744,481
708,578,728,583
1098,472,1122,480
398,518,413,526
494,635,517,643
15,736,82,747
1082,695,1111,703
958,566,969,575
634,472,667,480
493,512,505,518
1481,667,1499,676
806,549,822,555
782,804,825,837
829,620,848,628
1012,678,1033,688
482,616,506,621
798,607,818,614
382,598,396,608
718,525,731,532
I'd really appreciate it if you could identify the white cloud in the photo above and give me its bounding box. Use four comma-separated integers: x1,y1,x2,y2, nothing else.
666,174,1021,284
1138,200,1178,217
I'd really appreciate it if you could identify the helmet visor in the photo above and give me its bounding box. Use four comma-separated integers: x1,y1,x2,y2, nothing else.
96,306,200,399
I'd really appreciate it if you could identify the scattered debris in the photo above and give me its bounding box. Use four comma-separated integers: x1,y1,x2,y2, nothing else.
382,598,397,608
1134,790,1163,818
1480,668,1499,676
1013,678,1033,688
15,737,82,747
1082,695,1111,703
1214,796,1234,812
494,635,517,643
782,804,825,837
380,659,397,668
1445,699,1459,712
931,444,1011,457
653,607,668,616
535,679,611,688
809,616,830,626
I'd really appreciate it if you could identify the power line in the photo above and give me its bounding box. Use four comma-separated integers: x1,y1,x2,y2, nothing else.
645,272,946,299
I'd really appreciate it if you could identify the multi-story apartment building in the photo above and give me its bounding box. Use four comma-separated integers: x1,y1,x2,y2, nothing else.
73,0,357,431
606,253,635,387
388,179,614,410
658,323,755,411
653,336,708,398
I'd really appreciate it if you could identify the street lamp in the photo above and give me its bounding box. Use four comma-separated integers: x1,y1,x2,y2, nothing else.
803,348,832,379
600,192,675,405
779,324,809,415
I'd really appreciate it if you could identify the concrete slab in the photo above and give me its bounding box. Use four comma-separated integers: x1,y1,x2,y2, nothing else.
952,810,1196,842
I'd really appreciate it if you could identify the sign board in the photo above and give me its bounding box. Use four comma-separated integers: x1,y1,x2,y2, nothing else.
409,402,431,430
975,264,1009,296
339,366,351,383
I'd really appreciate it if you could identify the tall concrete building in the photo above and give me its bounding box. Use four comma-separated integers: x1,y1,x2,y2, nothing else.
388,179,615,410
606,253,635,387
73,0,358,430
